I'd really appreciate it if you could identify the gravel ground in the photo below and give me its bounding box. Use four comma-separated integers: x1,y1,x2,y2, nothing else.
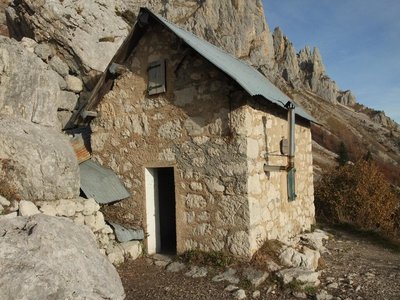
118,228,400,300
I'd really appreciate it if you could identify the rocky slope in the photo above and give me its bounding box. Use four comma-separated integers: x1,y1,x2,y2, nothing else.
1,0,399,183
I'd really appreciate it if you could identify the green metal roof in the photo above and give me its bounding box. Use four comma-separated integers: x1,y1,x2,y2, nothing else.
79,159,130,204
143,8,315,122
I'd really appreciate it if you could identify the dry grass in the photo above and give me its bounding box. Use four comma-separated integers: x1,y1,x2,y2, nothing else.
250,239,284,270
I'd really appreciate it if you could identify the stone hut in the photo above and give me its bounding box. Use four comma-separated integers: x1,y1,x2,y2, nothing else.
75,8,315,258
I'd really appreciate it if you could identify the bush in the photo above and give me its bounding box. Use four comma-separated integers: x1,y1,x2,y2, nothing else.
0,159,21,201
315,160,399,240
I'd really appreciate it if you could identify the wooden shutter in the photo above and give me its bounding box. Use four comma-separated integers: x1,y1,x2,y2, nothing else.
148,59,166,95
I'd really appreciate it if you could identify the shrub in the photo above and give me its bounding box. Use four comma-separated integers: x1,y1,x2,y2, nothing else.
315,160,399,240
0,159,21,201
179,250,234,267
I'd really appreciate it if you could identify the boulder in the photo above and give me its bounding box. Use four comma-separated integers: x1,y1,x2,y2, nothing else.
0,214,125,300
0,116,80,201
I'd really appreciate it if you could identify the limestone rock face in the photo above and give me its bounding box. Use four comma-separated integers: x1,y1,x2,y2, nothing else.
0,36,61,127
167,0,275,67
115,0,276,68
0,116,79,201
7,0,275,76
0,214,125,300
297,46,339,103
273,27,301,88
337,90,356,106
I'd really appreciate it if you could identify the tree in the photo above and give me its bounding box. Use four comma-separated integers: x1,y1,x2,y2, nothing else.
337,142,349,166
363,150,373,162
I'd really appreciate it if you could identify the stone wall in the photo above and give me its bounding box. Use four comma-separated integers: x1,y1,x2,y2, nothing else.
245,99,315,254
91,24,252,256
91,22,315,258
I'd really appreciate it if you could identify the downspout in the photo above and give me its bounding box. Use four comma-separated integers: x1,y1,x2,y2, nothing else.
285,101,297,201
285,101,296,170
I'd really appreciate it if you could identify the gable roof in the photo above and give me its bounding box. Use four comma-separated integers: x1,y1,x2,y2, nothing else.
70,7,315,127
144,8,315,122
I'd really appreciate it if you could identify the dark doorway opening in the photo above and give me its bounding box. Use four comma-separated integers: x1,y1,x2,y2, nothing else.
157,167,176,254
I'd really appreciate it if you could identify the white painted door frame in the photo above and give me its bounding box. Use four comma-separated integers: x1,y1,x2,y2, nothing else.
145,168,161,254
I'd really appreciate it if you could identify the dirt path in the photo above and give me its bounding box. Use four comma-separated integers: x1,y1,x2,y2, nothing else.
318,228,400,300
118,228,400,300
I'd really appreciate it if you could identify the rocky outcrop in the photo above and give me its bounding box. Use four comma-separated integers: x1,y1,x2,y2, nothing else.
271,29,359,107
273,27,301,88
0,116,79,201
297,46,340,103
6,0,275,78
372,111,400,130
0,214,125,300
337,90,356,106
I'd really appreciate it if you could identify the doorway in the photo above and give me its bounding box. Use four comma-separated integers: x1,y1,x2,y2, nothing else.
145,167,176,254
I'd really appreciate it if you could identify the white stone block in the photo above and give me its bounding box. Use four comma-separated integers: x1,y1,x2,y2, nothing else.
121,241,142,260
84,211,106,232
65,75,83,93
56,199,76,217
39,204,57,216
107,246,125,266
74,213,85,225
19,200,40,217
83,198,100,216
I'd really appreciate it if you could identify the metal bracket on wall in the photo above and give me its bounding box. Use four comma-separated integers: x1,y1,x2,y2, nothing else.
263,164,287,179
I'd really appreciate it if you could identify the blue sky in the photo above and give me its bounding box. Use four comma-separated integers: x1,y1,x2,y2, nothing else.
262,0,400,123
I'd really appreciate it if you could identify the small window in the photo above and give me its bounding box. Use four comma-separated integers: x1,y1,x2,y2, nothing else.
148,59,166,95
288,168,297,202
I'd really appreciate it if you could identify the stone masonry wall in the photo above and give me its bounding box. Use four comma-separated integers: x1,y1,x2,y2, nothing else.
91,24,252,257
245,99,315,254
